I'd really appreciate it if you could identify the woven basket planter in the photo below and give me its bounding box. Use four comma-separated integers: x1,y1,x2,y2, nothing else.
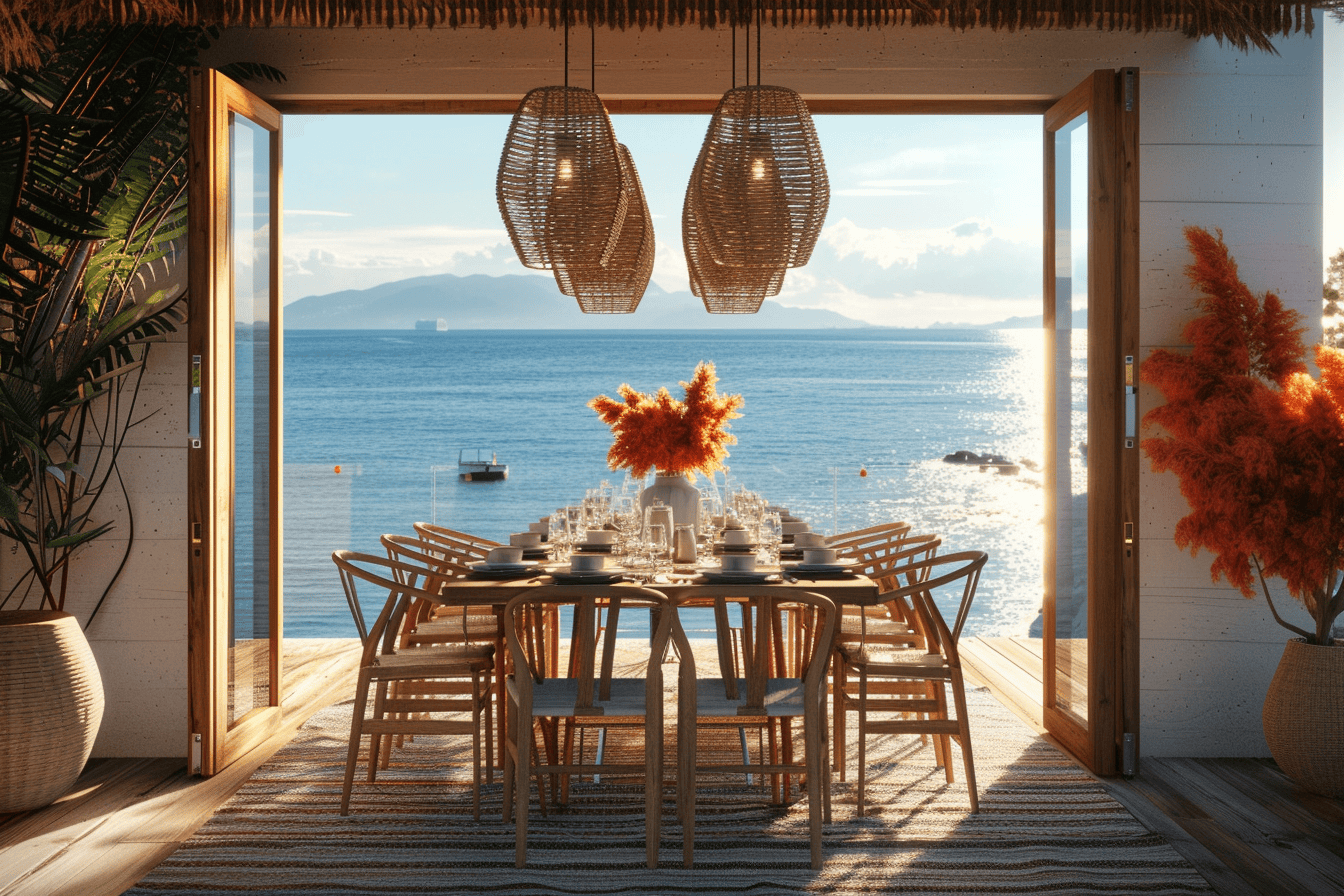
0,610,104,813
1262,638,1344,798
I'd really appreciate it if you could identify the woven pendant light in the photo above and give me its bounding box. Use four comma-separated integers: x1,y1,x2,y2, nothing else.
496,85,628,271
555,144,654,313
689,84,828,269
684,152,786,314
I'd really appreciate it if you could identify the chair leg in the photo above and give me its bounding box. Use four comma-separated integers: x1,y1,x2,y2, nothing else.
856,666,868,819
645,715,661,869
950,670,979,813
515,715,530,867
832,652,847,782
341,671,373,816
472,670,482,822
806,704,825,870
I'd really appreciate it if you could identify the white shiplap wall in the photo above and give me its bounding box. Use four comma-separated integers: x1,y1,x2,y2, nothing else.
1137,34,1323,756
58,24,1321,757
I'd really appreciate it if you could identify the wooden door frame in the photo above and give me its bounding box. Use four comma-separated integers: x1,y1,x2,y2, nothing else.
1042,68,1140,777
186,68,285,776
183,88,1138,776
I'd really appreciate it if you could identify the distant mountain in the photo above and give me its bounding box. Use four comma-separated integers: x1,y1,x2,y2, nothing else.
283,273,867,330
927,310,1087,329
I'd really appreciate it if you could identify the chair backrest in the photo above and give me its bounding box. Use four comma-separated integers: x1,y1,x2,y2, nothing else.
332,549,446,664
867,551,988,665
828,521,911,557
413,522,499,562
503,584,674,716
670,585,837,715
383,533,469,587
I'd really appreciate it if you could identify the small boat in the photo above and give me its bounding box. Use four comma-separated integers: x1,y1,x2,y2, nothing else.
458,448,508,482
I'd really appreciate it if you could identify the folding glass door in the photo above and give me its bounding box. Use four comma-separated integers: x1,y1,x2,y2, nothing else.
1042,69,1140,776
187,69,284,776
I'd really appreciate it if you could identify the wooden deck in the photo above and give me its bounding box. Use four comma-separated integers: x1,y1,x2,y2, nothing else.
961,635,1344,896
2,636,1342,895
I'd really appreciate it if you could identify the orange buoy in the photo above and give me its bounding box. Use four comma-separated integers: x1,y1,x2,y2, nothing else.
334,465,341,474
859,467,868,477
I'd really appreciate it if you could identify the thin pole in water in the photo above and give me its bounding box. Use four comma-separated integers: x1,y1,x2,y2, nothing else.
830,466,839,535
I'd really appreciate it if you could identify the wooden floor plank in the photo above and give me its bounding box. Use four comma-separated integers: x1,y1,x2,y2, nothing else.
1148,758,1344,896
1101,776,1265,896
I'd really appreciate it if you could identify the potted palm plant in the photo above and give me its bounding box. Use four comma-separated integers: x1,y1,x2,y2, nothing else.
0,23,280,813
1142,226,1344,797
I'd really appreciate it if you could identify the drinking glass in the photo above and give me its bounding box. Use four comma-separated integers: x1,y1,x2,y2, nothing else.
549,510,571,561
760,512,783,566
646,523,670,574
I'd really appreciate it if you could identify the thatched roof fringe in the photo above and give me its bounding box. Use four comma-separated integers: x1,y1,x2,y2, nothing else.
3,0,1338,72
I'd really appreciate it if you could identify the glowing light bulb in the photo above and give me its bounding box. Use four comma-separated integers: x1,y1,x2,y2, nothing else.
557,158,573,182
751,157,766,180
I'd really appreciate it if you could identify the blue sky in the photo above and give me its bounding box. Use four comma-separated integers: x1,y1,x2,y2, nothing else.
282,19,1340,327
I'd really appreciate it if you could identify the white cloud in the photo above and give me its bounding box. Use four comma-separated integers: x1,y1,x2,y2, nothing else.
775,285,1040,329
821,217,994,269
285,225,510,272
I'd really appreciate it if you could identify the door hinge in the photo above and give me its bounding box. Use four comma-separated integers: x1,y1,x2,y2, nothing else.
188,354,202,449
1124,355,1136,447
190,732,203,775
1124,69,1136,113
1123,732,1138,776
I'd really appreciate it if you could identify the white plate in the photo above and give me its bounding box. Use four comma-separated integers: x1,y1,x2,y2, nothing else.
701,569,777,584
783,558,859,572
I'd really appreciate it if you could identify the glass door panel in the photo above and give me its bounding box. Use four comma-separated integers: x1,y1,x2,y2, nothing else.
1052,114,1089,727
227,114,275,728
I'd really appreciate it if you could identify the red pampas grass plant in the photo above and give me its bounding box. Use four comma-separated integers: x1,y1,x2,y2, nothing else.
1142,226,1344,645
589,362,744,479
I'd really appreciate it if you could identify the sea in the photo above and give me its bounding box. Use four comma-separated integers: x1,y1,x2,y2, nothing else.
281,328,1046,639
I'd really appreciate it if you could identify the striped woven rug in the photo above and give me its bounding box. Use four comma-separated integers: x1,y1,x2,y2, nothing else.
127,678,1211,895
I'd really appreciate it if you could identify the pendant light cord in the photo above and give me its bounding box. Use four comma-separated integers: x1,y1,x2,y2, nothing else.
756,0,761,86
563,0,569,89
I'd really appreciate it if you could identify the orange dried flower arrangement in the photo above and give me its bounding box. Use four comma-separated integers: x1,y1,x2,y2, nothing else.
1142,226,1344,645
589,361,744,479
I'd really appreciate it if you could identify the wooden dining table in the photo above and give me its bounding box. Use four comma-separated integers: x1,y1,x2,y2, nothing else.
433,563,883,781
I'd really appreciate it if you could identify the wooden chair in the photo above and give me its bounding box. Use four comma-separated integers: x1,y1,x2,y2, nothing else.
834,550,989,817
380,533,498,769
830,528,940,779
502,583,675,869
669,586,838,869
332,550,494,818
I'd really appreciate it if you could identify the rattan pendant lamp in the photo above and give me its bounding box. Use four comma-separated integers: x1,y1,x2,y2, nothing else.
556,142,655,312
685,0,829,313
496,3,627,276
551,23,653,313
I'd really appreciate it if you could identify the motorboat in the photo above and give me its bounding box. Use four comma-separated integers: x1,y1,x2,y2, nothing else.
458,448,508,482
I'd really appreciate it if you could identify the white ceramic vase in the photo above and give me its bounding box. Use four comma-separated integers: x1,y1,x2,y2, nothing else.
640,473,700,532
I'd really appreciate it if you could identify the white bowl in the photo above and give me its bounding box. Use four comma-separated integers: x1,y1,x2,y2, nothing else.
570,553,605,572
793,532,826,548
723,528,753,546
781,521,810,536
510,531,542,547
486,546,525,565
585,529,617,545
527,521,550,534
721,553,757,573
803,548,838,566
